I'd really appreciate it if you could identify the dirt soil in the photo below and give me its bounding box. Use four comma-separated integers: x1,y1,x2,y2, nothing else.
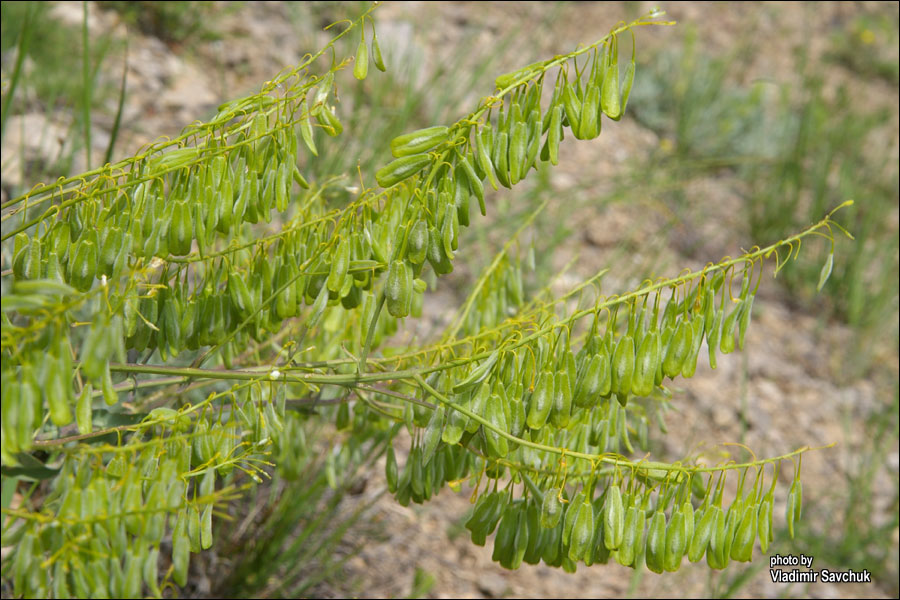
6,1,898,598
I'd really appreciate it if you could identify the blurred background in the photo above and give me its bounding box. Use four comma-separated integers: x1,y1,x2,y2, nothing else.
2,1,897,597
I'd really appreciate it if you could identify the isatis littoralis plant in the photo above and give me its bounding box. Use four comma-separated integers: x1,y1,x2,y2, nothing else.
0,4,848,595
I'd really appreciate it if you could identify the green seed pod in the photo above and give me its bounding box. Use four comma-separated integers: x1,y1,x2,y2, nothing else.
664,509,686,572
579,83,601,139
737,293,753,350
442,402,467,445
663,319,693,379
492,503,519,567
549,369,572,428
681,316,705,378
422,405,444,465
563,490,585,546
562,83,582,135
547,104,563,165
70,239,98,292
509,121,528,185
467,385,489,434
493,131,511,188
707,306,724,369
476,126,499,191
327,238,351,293
526,369,553,431
616,505,642,567
46,353,72,427
172,511,190,587
786,479,802,539
316,104,343,137
385,259,412,318
631,330,659,397
200,503,214,550
353,33,368,80
385,444,399,493
603,485,625,551
371,30,386,72
168,200,193,256
441,206,459,257
720,300,742,354
757,498,772,553
689,505,714,562
375,154,431,188
390,126,449,158
75,384,93,435
706,506,727,570
523,501,544,565
426,225,454,275
456,155,484,218
601,37,622,120
568,498,595,562
483,393,509,458
731,502,757,562
541,489,564,529
611,335,635,396
645,510,667,574
681,500,695,544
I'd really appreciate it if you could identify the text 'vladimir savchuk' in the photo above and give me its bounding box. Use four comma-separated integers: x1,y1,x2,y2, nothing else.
769,554,872,583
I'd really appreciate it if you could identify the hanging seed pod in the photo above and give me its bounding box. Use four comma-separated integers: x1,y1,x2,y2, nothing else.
603,485,625,551
689,504,715,563
731,502,757,562
508,121,528,185
707,305,724,369
456,154,484,218
483,393,509,458
664,509,686,572
631,330,659,397
75,384,93,435
549,369,572,428
546,104,563,165
46,352,72,427
611,335,635,397
663,319,692,379
441,205,459,257
645,509,667,574
385,259,412,318
442,400,467,445
491,130,511,188
720,300,742,354
327,238,351,293
568,498,595,562
492,503,519,567
467,384,489,434
616,504,643,567
69,239,98,292
526,369,553,430
426,225,454,275
579,83,601,139
476,125,499,191
706,505,727,569
541,489,564,529
371,29,386,72
757,497,772,553
601,36,622,120
316,104,343,137
786,478,802,539
562,83,582,136
385,443,399,493
354,29,368,80
422,405,444,465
